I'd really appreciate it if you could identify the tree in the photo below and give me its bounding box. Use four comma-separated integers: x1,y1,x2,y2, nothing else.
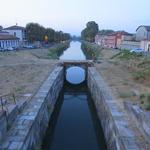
45,28,55,42
26,23,45,42
99,29,114,35
81,21,99,42
26,22,71,43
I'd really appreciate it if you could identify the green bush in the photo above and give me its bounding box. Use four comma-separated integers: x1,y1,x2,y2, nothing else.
47,41,70,59
111,49,143,60
81,41,102,60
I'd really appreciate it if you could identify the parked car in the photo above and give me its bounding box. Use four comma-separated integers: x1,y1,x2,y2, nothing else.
130,48,144,53
7,47,14,51
23,45,34,49
0,47,4,51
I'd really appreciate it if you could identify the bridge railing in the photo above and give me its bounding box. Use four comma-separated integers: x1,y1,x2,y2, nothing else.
0,93,16,112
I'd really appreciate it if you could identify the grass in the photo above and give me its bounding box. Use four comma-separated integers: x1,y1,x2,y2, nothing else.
47,41,70,59
140,93,150,111
111,50,150,81
119,91,134,98
133,69,150,80
111,49,144,60
81,41,102,60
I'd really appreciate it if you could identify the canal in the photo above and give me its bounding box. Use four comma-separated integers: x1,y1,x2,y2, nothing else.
42,41,107,150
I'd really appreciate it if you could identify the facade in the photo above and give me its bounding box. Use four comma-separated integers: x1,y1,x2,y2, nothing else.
136,26,150,41
120,41,140,50
104,34,116,48
3,25,25,42
0,31,9,35
141,40,150,52
95,34,106,47
95,31,133,49
0,35,19,50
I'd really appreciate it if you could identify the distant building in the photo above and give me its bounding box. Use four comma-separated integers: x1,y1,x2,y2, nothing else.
0,26,3,30
141,40,150,52
136,26,150,41
0,31,9,35
3,25,26,42
0,35,19,49
95,31,133,49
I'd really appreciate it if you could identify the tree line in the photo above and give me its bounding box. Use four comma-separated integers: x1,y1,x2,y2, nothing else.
81,21,115,42
81,21,99,42
26,23,71,43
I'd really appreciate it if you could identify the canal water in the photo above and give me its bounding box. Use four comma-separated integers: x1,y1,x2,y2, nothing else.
42,41,107,150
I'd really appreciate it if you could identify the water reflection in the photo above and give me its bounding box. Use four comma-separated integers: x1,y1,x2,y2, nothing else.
42,84,107,150
59,41,86,60
66,67,85,84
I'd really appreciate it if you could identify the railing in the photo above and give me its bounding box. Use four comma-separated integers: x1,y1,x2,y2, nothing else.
0,93,16,112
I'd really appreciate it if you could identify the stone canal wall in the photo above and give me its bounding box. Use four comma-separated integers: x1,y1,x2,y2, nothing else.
0,66,64,150
88,67,139,150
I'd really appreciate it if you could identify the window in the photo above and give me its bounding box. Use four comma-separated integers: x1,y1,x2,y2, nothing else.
14,32,16,37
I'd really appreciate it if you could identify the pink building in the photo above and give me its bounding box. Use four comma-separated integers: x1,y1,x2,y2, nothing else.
95,31,133,49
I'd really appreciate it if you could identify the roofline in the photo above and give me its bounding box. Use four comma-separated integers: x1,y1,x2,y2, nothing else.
3,26,25,30
136,25,150,32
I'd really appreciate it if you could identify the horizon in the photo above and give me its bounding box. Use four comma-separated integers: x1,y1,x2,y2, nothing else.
1,0,150,36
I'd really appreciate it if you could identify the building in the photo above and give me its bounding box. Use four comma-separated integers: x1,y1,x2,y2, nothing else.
141,40,150,52
136,26,150,41
103,33,116,48
120,41,140,50
0,31,9,35
95,31,133,49
0,35,19,50
95,34,106,47
3,25,26,42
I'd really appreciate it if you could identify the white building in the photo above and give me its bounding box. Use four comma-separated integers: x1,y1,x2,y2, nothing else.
3,25,25,42
0,34,19,50
136,26,150,41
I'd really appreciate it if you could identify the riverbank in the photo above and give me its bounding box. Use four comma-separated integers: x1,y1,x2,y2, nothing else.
94,48,150,111
0,41,70,109
31,41,70,59
81,41,102,60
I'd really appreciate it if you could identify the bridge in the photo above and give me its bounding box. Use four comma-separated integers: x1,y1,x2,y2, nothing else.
59,60,94,82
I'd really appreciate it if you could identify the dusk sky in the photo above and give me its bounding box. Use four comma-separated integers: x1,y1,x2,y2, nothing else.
1,0,150,35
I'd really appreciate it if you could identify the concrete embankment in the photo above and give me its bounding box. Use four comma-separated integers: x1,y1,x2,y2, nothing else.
88,67,140,150
0,66,64,150
0,62,142,150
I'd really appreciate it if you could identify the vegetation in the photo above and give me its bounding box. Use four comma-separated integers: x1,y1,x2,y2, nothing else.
110,50,143,60
47,41,70,59
111,50,150,81
98,29,114,35
26,23,71,43
81,21,99,42
81,41,102,60
140,93,150,111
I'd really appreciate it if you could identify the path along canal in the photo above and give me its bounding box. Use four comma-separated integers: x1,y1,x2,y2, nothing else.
42,41,107,150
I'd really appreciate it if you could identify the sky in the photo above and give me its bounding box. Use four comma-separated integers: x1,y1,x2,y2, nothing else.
0,0,150,35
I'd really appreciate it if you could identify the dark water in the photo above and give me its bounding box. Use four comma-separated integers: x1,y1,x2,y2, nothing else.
41,41,107,150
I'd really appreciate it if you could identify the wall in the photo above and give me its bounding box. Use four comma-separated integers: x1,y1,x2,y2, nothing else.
141,40,150,52
0,66,64,150
136,27,148,41
88,67,139,150
120,40,140,50
0,40,19,49
124,101,150,142
4,30,23,41
0,99,27,143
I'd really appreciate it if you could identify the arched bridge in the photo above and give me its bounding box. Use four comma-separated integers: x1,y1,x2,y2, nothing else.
59,60,94,82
